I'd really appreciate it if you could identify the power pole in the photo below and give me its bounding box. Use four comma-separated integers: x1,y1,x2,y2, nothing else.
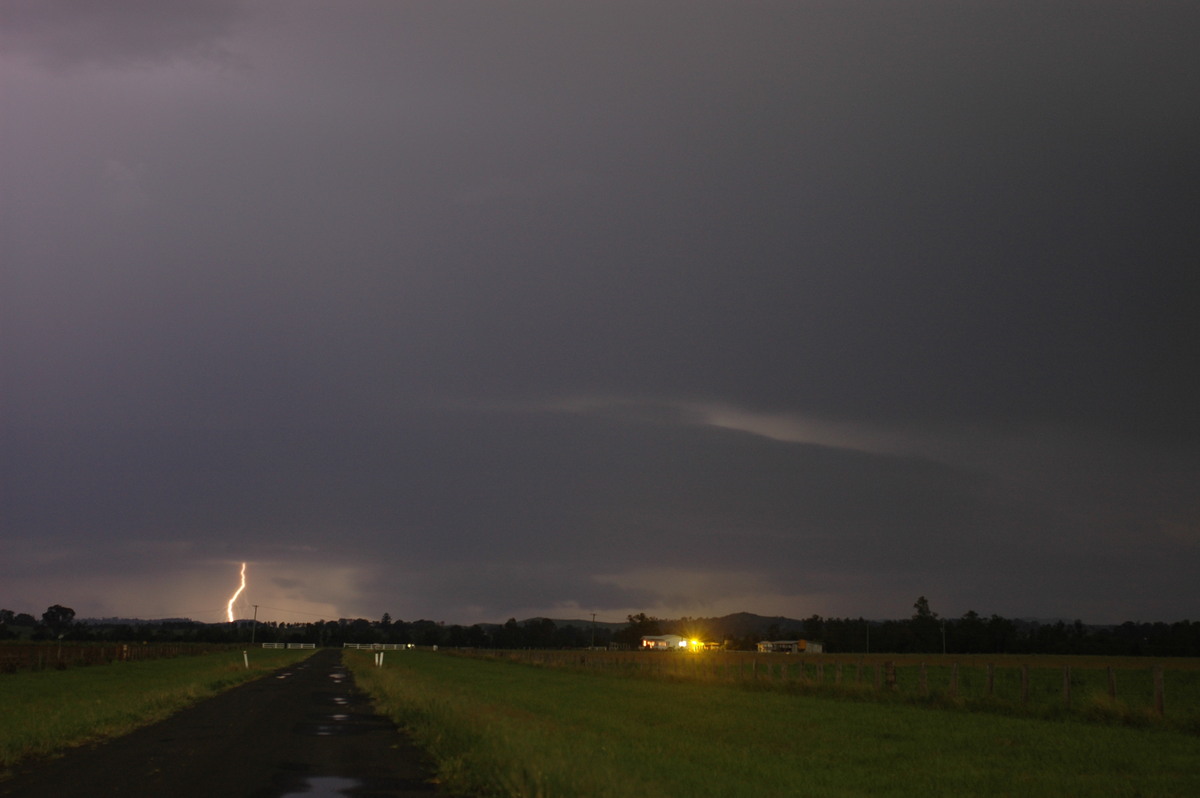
251,605,259,645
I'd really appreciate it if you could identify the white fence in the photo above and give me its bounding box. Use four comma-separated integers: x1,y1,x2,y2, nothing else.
261,642,315,649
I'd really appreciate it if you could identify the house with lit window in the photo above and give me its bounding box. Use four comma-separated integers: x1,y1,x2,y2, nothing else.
640,634,688,650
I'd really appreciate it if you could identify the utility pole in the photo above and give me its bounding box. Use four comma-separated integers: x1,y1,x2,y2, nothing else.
590,612,596,649
251,605,259,645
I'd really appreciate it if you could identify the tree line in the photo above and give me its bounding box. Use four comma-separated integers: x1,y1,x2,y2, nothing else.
4,599,1199,656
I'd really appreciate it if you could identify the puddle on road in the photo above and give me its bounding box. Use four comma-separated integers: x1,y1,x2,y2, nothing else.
279,776,362,796
295,711,376,737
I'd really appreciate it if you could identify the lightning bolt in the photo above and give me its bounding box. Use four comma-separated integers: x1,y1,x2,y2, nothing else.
226,562,247,622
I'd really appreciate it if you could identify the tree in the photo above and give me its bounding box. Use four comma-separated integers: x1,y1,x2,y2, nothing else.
42,604,76,633
523,618,557,648
803,614,825,641
910,596,941,652
493,618,523,649
0,609,15,641
613,613,661,648
987,614,1016,653
957,610,988,653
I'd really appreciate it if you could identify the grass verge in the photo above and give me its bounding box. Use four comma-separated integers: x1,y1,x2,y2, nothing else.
0,647,312,773
348,650,1200,798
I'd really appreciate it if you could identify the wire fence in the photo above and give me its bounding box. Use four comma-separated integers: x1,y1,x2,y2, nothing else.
446,649,1198,724
0,642,243,673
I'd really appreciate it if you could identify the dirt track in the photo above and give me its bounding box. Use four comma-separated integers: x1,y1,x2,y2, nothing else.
0,649,439,797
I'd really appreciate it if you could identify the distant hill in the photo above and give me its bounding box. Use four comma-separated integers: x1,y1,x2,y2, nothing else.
80,617,199,625
516,617,626,632
539,612,816,641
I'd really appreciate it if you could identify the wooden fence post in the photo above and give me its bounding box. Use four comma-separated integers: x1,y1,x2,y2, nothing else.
835,663,842,685
885,661,896,691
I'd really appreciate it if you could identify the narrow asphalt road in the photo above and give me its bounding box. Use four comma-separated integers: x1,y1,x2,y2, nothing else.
0,649,439,797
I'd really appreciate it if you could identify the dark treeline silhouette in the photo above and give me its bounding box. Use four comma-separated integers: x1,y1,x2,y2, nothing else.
750,613,1200,657
4,600,1199,656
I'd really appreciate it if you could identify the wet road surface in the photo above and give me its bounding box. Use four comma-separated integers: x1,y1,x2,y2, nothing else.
0,649,438,797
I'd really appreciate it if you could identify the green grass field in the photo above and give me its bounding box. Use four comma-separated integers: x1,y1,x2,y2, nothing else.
0,647,312,773
468,650,1200,731
348,650,1200,798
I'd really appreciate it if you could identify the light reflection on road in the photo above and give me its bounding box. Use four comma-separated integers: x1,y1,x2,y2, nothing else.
279,776,361,796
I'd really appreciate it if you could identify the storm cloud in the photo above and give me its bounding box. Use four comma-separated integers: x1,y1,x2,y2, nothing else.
3,1,1197,625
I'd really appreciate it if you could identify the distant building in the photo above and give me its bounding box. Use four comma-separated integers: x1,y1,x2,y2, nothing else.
641,634,688,650
756,639,823,654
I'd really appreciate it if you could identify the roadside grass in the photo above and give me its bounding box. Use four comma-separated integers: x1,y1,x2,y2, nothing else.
0,648,312,772
348,650,1200,798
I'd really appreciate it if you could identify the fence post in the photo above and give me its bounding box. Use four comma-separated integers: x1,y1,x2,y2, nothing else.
835,663,842,685
885,661,896,691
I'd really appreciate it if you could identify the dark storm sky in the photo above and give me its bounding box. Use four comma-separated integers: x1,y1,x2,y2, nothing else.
2,1,1197,625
